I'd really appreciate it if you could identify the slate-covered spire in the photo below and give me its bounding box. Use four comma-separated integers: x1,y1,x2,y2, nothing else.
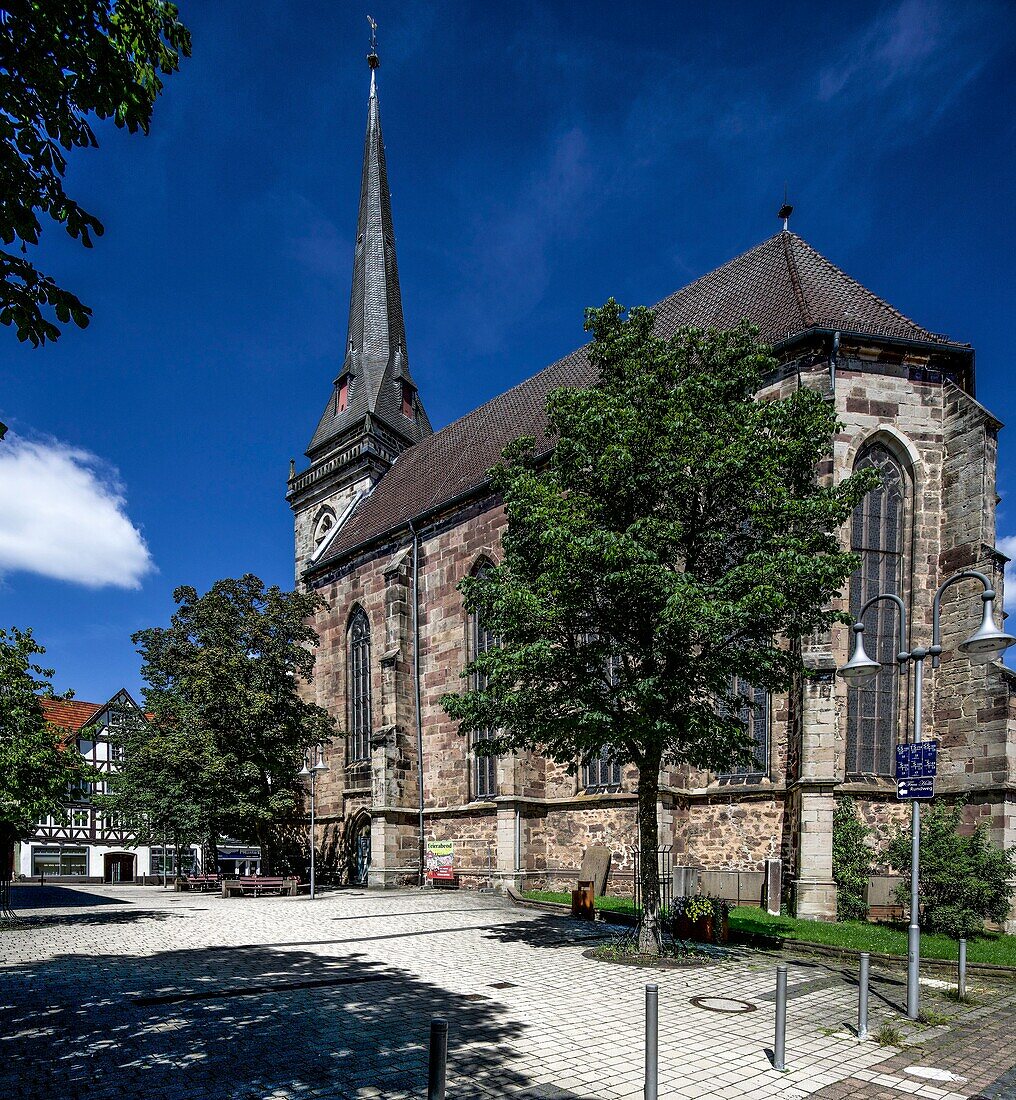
306,44,431,457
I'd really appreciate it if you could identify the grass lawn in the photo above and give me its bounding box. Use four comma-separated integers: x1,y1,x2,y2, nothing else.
521,890,1016,967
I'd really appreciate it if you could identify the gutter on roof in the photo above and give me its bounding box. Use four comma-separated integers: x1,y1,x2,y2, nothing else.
774,326,972,358
774,327,975,396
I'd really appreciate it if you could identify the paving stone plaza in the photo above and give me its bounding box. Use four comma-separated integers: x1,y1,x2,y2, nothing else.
2,885,1014,1099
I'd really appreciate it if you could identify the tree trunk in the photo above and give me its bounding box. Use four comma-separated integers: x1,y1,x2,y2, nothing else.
636,751,663,955
206,833,219,876
0,825,15,918
256,823,271,876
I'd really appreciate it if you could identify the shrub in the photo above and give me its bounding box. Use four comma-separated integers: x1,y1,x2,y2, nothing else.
886,800,1016,939
833,797,873,921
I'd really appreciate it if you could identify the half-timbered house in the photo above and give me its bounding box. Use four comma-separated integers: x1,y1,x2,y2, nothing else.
18,691,200,883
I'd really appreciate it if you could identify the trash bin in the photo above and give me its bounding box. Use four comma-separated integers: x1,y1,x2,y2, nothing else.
571,879,595,920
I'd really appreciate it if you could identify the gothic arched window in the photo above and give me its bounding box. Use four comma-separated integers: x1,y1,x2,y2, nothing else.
582,648,622,790
314,509,336,547
468,561,498,801
719,678,769,778
846,442,908,776
583,749,621,791
347,609,372,770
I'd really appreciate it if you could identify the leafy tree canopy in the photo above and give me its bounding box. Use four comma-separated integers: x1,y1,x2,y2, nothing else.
0,1,191,345
119,575,334,869
95,695,221,857
0,627,90,871
888,800,1016,939
442,302,876,951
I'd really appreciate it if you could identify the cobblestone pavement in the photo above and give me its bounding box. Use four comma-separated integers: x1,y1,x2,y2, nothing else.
2,884,1014,1099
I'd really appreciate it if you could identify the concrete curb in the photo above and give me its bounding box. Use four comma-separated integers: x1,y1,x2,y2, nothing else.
505,887,1016,980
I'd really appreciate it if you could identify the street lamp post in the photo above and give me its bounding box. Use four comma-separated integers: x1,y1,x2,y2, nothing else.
299,747,329,899
838,569,1015,1020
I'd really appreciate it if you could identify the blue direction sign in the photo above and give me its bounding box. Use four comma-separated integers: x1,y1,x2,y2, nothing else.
897,776,935,800
895,741,938,779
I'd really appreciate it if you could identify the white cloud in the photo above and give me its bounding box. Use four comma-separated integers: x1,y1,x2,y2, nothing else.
0,434,153,589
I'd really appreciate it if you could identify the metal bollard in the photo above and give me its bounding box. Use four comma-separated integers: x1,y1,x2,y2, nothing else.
958,938,967,1001
645,983,658,1100
427,1018,448,1100
773,965,787,1070
858,953,869,1041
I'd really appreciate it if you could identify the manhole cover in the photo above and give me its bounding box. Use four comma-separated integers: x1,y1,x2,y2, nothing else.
689,996,756,1014
488,981,517,990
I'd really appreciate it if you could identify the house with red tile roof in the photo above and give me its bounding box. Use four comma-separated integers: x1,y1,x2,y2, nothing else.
18,691,200,883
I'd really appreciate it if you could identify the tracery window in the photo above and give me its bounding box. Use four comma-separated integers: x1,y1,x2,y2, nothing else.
314,509,336,547
583,749,621,791
469,562,498,801
719,678,769,778
347,609,372,772
846,442,907,776
582,647,622,790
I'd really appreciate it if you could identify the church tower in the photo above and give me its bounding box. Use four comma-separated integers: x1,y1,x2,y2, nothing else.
288,41,432,580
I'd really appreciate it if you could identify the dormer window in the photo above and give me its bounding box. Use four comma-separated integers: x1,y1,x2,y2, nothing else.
401,380,415,419
336,376,349,413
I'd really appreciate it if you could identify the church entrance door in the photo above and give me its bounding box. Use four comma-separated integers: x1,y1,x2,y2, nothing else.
354,817,371,885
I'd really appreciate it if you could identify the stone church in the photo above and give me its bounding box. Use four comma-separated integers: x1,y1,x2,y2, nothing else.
288,49,1015,925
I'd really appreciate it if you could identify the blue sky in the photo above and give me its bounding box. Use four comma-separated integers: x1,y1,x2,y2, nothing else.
1,0,1014,702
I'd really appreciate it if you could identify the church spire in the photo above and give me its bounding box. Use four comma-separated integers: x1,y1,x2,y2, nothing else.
305,29,431,458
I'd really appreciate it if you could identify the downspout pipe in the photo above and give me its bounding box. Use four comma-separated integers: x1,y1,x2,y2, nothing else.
410,520,426,886
830,330,840,396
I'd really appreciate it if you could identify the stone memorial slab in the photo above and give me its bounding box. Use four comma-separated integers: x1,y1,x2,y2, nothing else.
577,845,611,897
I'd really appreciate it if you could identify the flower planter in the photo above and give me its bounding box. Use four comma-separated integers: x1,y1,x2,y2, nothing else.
696,915,714,943
714,910,729,944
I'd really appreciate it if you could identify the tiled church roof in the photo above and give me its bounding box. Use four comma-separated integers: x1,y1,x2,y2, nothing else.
312,231,967,574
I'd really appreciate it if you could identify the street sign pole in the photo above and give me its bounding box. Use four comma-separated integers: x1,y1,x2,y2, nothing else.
907,649,926,1021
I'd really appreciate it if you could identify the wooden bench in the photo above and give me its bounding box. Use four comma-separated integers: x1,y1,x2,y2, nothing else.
221,876,297,898
186,874,222,892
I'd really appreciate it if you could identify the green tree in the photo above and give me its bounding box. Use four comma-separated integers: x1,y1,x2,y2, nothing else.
96,698,223,876
833,796,873,921
0,627,88,884
441,303,874,953
887,800,1015,939
0,1,191,345
125,575,334,871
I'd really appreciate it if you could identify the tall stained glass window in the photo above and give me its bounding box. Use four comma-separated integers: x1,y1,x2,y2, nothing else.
720,678,770,777
847,443,907,776
347,609,372,771
469,562,498,800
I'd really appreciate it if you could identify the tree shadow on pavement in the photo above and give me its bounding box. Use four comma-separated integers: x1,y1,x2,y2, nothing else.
481,912,609,950
4,908,178,931
0,941,590,1100
10,885,127,909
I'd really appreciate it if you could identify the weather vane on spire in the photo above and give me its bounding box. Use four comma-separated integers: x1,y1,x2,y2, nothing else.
778,182,793,232
367,15,379,69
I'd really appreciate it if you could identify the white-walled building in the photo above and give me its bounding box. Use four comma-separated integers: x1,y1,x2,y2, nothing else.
18,690,200,883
